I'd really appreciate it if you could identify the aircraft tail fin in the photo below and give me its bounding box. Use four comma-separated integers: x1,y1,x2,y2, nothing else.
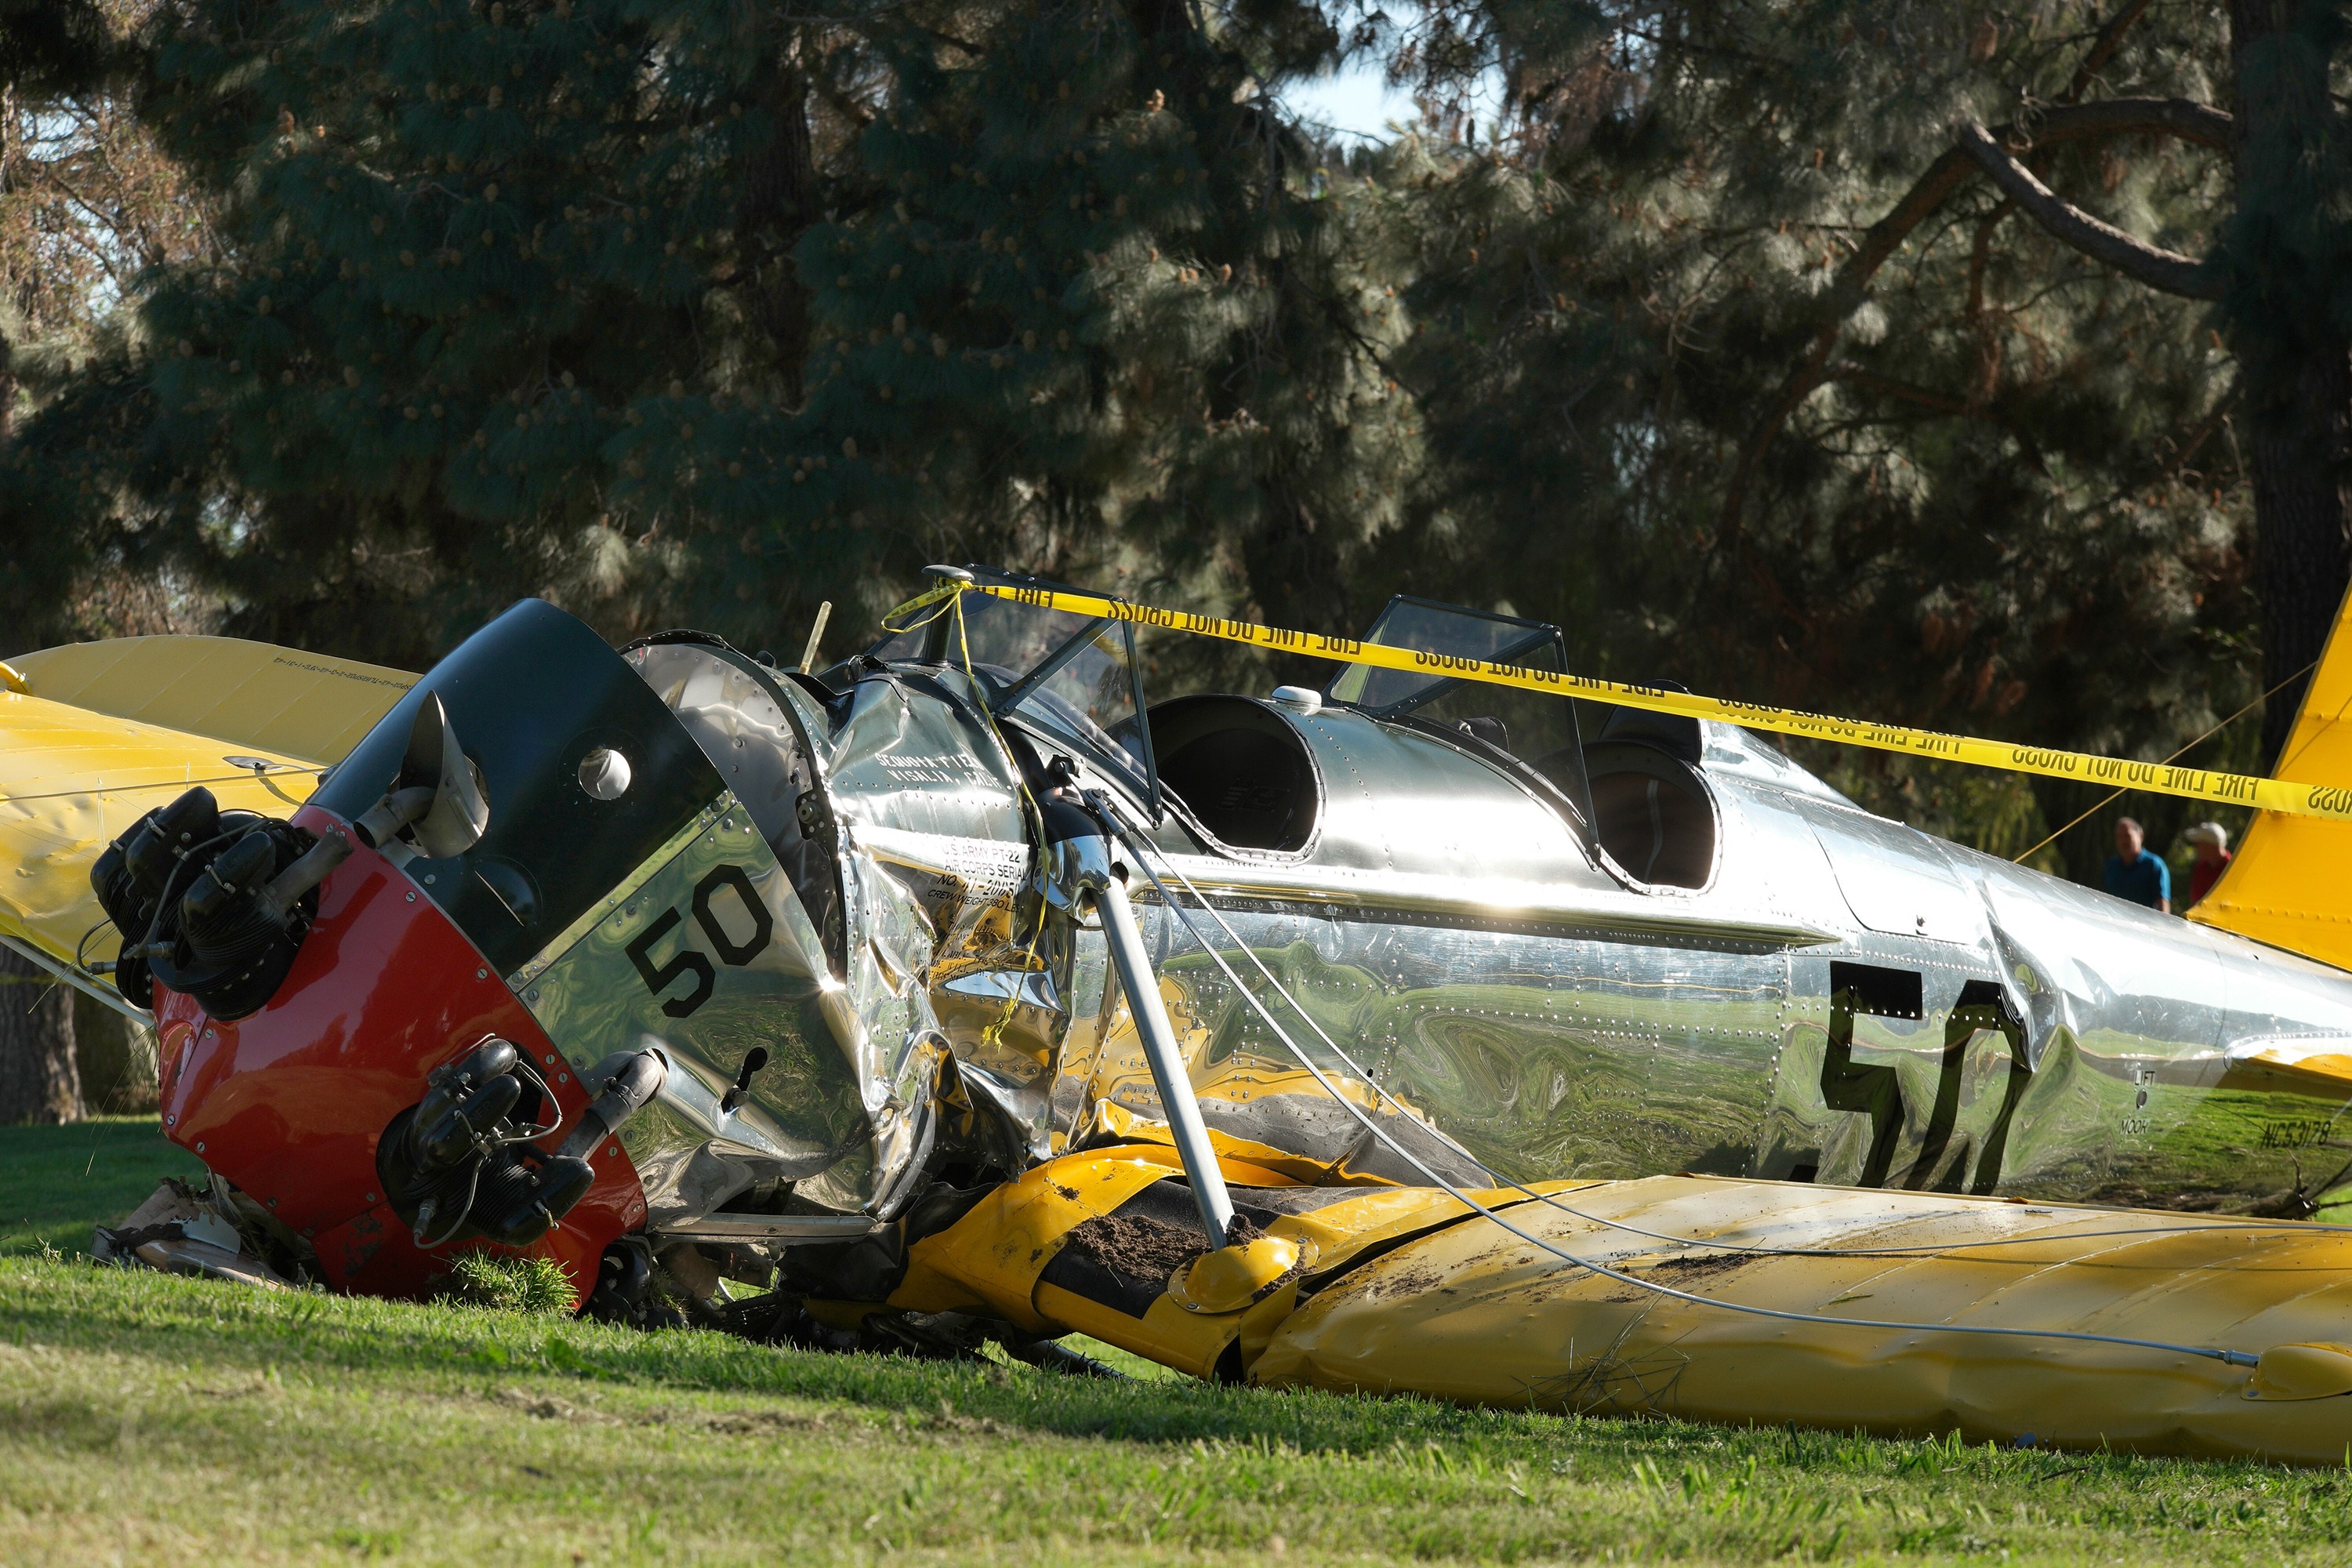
2189,590,2352,969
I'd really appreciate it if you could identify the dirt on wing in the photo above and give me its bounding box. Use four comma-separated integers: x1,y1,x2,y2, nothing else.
1059,1212,1266,1280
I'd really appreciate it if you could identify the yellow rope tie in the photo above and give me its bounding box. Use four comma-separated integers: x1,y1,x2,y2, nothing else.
946,587,1051,1057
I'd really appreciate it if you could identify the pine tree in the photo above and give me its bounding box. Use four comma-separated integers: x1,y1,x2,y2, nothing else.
2,0,219,643
4,0,889,662
1369,0,2262,869
8,0,2317,898
744,0,1416,657
0,0,1410,673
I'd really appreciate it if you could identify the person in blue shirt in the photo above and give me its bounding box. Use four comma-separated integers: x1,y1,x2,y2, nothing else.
2103,817,2171,913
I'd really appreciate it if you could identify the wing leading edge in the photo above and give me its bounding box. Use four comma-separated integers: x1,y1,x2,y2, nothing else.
0,636,415,977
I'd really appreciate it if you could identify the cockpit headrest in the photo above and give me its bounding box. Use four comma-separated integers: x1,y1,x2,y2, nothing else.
1594,687,1703,764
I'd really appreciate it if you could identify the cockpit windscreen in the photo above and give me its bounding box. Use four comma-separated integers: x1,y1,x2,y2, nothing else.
1324,597,1592,833
1325,597,1559,716
938,589,1098,685
869,572,1156,807
1000,619,1152,797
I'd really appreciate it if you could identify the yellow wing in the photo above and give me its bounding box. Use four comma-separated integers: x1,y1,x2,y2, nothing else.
0,637,416,975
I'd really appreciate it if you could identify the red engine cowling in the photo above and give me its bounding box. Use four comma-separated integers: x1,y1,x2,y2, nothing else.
154,803,647,1300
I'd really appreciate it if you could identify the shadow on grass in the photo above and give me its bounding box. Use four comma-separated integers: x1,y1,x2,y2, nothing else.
0,1251,2299,1498
3,1254,1563,1454
2,1118,1556,1453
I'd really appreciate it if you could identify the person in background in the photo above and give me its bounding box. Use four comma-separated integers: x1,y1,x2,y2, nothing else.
2183,822,2233,909
2104,817,2171,913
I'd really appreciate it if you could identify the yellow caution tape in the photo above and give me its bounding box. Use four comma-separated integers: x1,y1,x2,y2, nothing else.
895,579,2352,823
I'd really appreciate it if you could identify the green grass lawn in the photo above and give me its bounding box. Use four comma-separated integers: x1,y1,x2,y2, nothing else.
0,1115,204,1257
5,1123,2352,1563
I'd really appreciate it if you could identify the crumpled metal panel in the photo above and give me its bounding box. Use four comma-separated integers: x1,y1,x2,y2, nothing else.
587,626,2352,1232
627,642,848,974
824,815,960,1216
506,644,1009,1226
815,669,1063,1177
630,645,817,849
824,667,1027,845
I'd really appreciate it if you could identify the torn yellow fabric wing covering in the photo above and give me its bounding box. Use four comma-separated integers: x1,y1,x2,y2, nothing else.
2192,590,2352,971
0,636,414,967
906,1142,2352,1464
1254,1172,2352,1465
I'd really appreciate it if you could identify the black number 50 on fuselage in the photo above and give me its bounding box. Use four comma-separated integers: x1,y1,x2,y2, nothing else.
623,864,774,1018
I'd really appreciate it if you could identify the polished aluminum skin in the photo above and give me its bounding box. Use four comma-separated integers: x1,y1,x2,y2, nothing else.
586,597,2352,1247
1103,713,2352,1211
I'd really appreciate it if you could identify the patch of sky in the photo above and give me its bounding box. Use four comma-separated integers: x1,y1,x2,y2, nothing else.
1279,53,1425,143
1275,23,1507,146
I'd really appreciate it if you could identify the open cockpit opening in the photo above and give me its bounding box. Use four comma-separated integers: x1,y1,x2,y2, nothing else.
1581,706,1716,888
1146,695,1319,852
859,572,1726,890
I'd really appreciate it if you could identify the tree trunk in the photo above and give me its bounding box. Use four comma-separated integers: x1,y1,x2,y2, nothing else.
2230,0,2352,766
2245,348,2352,765
72,989,157,1113
0,946,82,1123
736,50,817,408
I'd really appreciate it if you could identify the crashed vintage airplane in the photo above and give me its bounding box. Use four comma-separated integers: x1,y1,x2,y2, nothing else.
14,567,2352,1461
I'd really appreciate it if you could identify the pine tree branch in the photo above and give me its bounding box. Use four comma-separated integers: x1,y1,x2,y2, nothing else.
1719,96,2231,555
2064,379,2241,525
1826,365,1977,416
914,24,985,57
1952,120,2222,299
1964,0,2164,416
1826,363,2048,467
2011,94,2233,151
2065,0,2154,103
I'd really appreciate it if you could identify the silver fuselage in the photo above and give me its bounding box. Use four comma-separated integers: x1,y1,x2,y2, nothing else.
573,651,2352,1240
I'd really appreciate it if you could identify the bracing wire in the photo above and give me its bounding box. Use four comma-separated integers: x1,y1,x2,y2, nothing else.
2012,654,2319,866
2,767,325,808
1126,819,2352,1258
1090,793,2266,1370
